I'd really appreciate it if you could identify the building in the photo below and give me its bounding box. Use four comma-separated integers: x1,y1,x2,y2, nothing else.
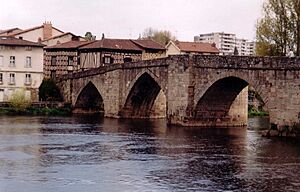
0,28,22,36
0,36,44,101
165,40,219,56
44,40,93,79
194,32,255,56
1,22,84,46
79,38,166,69
44,38,166,79
41,32,85,46
131,39,166,60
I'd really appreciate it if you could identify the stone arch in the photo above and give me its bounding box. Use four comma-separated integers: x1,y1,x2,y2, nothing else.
120,72,165,118
124,70,166,102
194,73,269,113
73,81,104,114
194,76,248,120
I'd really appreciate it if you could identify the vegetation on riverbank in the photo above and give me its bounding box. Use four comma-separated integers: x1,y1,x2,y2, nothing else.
0,83,71,116
248,104,269,117
0,106,71,116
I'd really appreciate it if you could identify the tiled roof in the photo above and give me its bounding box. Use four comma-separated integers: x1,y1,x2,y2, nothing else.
45,40,93,50
8,25,64,37
80,38,143,51
42,32,81,41
131,39,166,50
0,36,44,47
0,28,22,35
175,41,219,53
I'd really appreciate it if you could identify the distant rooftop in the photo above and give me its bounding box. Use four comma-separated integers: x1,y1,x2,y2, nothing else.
132,39,166,50
80,38,143,51
174,41,219,54
45,40,93,50
0,36,44,47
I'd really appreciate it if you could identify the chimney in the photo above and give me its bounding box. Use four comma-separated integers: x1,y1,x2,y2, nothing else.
211,42,216,47
102,33,105,40
43,21,52,40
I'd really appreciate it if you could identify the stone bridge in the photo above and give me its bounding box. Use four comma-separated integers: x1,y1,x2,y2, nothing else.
57,55,300,127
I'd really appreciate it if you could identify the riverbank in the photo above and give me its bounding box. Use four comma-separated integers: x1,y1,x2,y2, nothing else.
261,123,300,139
0,102,71,116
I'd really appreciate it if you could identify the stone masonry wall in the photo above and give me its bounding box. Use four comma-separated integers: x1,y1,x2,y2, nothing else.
166,55,191,125
57,55,300,127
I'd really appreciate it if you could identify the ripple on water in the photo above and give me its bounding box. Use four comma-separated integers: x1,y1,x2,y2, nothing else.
0,116,299,192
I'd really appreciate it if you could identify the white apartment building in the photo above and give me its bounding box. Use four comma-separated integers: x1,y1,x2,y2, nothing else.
194,32,255,56
0,36,44,102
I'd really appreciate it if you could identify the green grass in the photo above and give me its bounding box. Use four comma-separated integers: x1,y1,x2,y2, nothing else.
248,110,269,117
248,105,269,117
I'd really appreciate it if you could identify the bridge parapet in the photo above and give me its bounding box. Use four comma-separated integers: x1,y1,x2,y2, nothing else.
194,55,300,70
57,56,177,82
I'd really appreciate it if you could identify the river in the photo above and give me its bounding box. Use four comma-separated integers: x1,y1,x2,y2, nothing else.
0,116,299,192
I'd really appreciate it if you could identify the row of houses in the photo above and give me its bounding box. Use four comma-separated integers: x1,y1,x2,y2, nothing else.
0,22,220,102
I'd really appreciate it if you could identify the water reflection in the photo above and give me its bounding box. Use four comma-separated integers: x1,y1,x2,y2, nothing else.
0,116,299,192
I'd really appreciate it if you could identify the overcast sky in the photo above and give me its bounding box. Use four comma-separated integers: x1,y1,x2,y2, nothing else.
0,0,264,41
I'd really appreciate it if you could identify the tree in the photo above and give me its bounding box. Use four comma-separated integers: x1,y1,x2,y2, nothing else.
84,32,96,41
39,78,63,101
256,0,300,56
233,47,239,55
141,28,176,45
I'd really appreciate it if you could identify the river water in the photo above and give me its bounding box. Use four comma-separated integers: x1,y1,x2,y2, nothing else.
0,116,299,192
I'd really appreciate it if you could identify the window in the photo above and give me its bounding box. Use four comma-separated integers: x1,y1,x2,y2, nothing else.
9,73,15,85
10,56,15,67
50,70,56,79
25,46,32,51
68,56,73,66
124,57,132,63
0,55,3,66
25,74,31,85
103,56,113,64
25,56,31,68
0,73,3,84
51,56,57,66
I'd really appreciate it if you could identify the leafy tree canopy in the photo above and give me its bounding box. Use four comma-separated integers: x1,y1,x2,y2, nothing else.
85,32,96,41
256,0,300,56
39,78,63,101
140,27,176,45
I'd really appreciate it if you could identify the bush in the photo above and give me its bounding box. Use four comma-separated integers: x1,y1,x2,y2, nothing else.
8,89,31,112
